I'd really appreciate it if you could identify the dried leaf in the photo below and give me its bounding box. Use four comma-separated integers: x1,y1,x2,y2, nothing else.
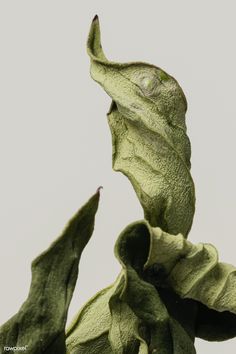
87,16,195,237
66,284,114,353
66,274,146,354
116,220,236,342
144,224,236,315
115,222,196,353
66,221,197,353
65,16,236,354
0,190,100,354
67,218,236,350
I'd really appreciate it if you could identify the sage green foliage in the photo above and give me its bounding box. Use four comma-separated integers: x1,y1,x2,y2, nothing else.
66,220,236,353
0,190,100,354
1,15,236,354
146,225,236,315
87,15,195,238
70,15,236,353
66,283,114,353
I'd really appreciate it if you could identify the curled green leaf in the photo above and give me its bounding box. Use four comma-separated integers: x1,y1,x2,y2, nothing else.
144,224,236,315
66,221,198,353
115,222,197,353
0,190,100,354
87,16,195,237
115,220,236,343
66,215,236,351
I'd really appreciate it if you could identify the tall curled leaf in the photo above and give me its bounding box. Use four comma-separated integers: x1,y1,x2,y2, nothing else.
87,15,195,238
0,190,100,354
65,16,236,353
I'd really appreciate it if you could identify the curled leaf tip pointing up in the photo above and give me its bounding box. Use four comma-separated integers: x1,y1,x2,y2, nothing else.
87,16,195,237
0,190,100,354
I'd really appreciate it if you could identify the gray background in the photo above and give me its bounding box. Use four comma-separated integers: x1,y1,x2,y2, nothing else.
0,1,236,352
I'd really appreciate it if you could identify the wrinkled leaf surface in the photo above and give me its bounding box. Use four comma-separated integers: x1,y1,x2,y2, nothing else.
87,16,195,238
0,190,100,354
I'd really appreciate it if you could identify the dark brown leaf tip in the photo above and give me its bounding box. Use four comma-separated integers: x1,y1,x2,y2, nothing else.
96,185,103,194
92,14,99,22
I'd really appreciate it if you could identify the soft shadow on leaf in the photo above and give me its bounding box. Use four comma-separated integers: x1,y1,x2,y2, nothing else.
0,190,100,354
87,16,195,238
115,221,196,353
66,275,146,354
66,217,236,352
117,220,236,343
66,221,197,354
65,16,236,354
144,223,236,316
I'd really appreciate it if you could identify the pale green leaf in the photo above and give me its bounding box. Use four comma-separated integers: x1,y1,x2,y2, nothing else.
144,224,236,315
66,274,148,354
66,284,114,353
87,16,195,237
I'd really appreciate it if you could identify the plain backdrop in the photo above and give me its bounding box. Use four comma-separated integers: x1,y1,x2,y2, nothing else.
0,1,236,352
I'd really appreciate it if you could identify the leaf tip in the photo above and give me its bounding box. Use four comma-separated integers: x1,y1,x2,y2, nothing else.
96,185,103,194
92,14,99,22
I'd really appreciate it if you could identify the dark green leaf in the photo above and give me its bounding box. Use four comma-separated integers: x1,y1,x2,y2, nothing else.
0,190,100,354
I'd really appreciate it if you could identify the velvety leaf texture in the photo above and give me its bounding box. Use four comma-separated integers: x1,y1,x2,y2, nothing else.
87,15,195,238
66,284,114,353
2,14,235,354
66,221,197,353
145,225,236,315
66,219,236,352
0,190,100,354
116,220,236,343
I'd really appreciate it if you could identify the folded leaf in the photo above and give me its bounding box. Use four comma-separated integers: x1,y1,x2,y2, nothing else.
115,222,197,353
115,219,236,342
108,275,143,353
67,220,197,353
195,302,236,341
144,224,236,315
87,16,195,237
67,218,236,351
66,274,149,354
0,190,100,354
